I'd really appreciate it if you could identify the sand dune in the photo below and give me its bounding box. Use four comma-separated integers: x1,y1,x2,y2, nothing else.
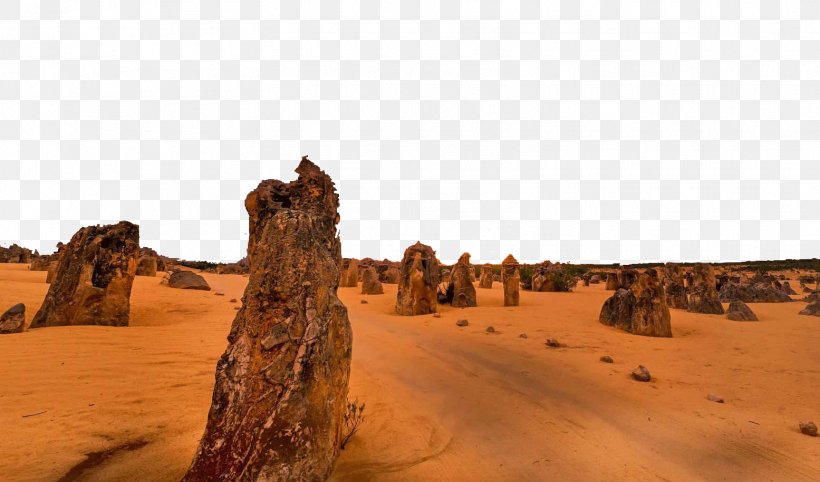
0,263,818,481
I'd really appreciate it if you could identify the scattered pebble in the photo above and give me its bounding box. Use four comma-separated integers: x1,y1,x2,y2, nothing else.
800,421,818,437
600,355,614,364
233,307,240,310
229,299,237,303
456,319,469,327
519,333,528,339
545,338,560,348
433,312,441,318
360,299,368,304
706,393,725,404
631,365,652,382
485,325,495,333
214,292,225,296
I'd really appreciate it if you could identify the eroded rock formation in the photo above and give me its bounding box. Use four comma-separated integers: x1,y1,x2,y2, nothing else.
183,157,352,481
449,253,477,308
136,247,158,277
361,266,384,295
599,269,672,337
727,300,758,321
395,242,439,316
501,254,520,307
30,221,139,328
617,268,639,289
381,266,400,284
718,282,792,303
478,264,493,289
663,263,688,310
340,258,359,288
168,270,211,291
687,264,725,314
0,244,32,263
605,273,618,290
0,303,25,334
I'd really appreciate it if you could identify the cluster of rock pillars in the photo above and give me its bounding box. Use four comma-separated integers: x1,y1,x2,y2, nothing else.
1,157,818,480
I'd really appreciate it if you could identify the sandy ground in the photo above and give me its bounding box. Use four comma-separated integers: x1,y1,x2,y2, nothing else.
0,263,818,481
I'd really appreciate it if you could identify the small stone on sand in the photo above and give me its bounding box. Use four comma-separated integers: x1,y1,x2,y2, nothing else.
631,365,651,382
456,319,468,327
799,421,818,437
360,299,368,304
229,299,237,303
600,355,614,363
485,325,495,333
215,292,225,296
545,338,560,348
706,393,725,403
433,312,441,318
519,333,527,339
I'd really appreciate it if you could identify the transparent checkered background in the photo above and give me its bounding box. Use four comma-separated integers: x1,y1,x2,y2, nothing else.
1,1,819,264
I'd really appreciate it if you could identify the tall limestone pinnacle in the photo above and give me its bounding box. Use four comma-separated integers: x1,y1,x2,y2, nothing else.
183,156,353,481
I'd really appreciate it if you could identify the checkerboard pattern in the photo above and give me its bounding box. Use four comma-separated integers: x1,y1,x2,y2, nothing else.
1,1,819,264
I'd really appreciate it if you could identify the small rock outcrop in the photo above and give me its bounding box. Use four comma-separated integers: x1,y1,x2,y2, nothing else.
663,263,688,310
396,242,439,316
456,319,469,327
381,266,400,284
800,421,818,437
449,253,477,308
0,303,25,334
501,254,520,306
136,247,158,277
605,273,618,290
30,221,140,328
782,281,797,295
360,266,384,295
687,264,725,314
183,157,352,481
631,365,651,382
600,355,614,363
719,282,793,303
599,270,672,337
799,301,820,317
590,275,601,284
478,264,493,289
168,270,211,291
339,258,359,288
727,300,758,321
0,243,33,263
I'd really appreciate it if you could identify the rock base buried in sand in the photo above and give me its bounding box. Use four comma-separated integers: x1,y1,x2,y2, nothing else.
519,333,528,339
706,393,725,403
0,303,25,334
799,301,820,317
600,355,614,363
455,319,468,327
545,338,560,348
799,421,817,437
631,365,651,382
727,300,758,321
485,325,495,333
168,270,211,291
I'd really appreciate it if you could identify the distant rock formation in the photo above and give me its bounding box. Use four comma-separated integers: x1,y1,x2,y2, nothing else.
0,303,25,334
687,264,725,314
718,282,792,303
501,254,520,307
381,266,400,284
361,266,384,295
663,263,688,310
183,157,352,481
136,247,158,277
168,270,211,291
340,258,359,287
30,221,139,328
781,281,797,295
582,273,591,286
605,273,618,290
396,242,439,316
727,300,758,321
590,274,601,284
599,269,672,337
449,253,477,308
478,264,493,289
0,244,32,263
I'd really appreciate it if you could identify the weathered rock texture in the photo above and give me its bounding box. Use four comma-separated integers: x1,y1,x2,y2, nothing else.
501,254,520,307
663,263,688,310
687,264,725,314
0,244,32,263
449,253,477,308
30,221,139,328
168,270,211,291
781,281,797,295
617,268,639,289
381,266,400,284
599,270,672,337
395,242,439,316
183,157,352,481
0,303,25,334
340,258,359,288
361,266,384,295
478,264,494,289
727,300,758,321
605,273,618,290
799,301,820,317
45,261,59,284
718,282,792,303
136,247,158,277
590,275,601,284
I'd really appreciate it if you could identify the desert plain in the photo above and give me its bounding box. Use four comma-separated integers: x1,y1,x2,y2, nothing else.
0,262,818,481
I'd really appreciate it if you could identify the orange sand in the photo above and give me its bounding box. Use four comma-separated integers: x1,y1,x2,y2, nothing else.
0,263,818,481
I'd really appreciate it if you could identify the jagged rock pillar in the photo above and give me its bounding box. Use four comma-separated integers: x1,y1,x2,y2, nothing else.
663,263,688,309
478,264,493,289
687,263,725,314
183,157,352,481
599,269,672,337
501,254,520,306
395,242,439,315
449,253,477,308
